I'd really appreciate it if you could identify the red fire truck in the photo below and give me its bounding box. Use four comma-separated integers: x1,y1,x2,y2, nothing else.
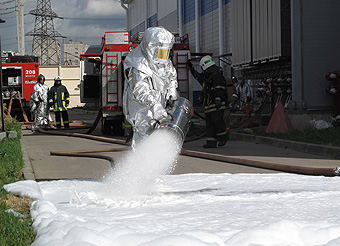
80,31,192,135
1,55,39,121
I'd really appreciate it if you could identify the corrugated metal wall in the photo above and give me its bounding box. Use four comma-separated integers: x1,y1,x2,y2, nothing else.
129,1,146,31
181,1,232,58
232,0,282,66
224,3,232,55
158,11,177,33
200,9,220,55
127,0,232,60
232,0,251,66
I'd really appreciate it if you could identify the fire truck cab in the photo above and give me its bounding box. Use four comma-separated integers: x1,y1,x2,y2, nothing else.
1,55,39,121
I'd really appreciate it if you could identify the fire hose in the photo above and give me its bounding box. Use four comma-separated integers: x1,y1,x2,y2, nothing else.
37,127,340,177
35,97,340,177
49,147,129,168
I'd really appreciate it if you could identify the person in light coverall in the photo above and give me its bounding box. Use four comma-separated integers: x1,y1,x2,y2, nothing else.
236,78,252,108
48,76,70,129
29,74,49,129
123,26,178,149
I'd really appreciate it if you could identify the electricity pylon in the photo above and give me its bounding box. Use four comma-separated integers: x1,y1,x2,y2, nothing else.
26,0,65,65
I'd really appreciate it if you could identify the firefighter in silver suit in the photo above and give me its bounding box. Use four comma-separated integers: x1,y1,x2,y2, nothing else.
29,74,50,129
123,26,178,149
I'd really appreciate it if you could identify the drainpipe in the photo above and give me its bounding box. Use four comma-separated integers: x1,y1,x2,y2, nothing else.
195,0,200,53
120,1,129,32
291,0,304,109
178,0,183,37
218,0,224,66
145,0,148,31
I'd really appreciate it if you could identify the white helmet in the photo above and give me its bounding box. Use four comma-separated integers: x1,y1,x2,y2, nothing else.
141,26,174,65
54,75,62,81
199,55,215,70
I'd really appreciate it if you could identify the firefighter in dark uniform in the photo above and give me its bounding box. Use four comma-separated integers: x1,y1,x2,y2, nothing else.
188,55,229,148
48,76,70,129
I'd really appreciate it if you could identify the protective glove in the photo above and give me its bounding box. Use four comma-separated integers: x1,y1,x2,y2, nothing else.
187,60,193,69
166,88,178,109
150,103,171,130
166,88,178,101
152,103,168,122
215,97,222,109
166,95,175,109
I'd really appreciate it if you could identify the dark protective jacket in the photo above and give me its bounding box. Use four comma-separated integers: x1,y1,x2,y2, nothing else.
48,82,70,111
190,65,228,114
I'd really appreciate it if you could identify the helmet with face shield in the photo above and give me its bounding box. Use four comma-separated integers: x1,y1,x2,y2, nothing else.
141,27,174,65
37,74,45,82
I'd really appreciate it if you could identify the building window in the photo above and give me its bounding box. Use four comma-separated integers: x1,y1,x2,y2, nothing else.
184,0,195,24
201,0,218,16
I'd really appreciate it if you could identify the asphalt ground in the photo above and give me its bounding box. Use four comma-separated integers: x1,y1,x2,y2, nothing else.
21,109,340,181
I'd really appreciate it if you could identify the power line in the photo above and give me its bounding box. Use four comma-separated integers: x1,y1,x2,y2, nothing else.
2,39,32,45
1,37,17,41
60,17,124,21
0,5,15,11
0,10,15,15
1,14,15,18
1,19,34,27
22,13,124,21
0,0,15,5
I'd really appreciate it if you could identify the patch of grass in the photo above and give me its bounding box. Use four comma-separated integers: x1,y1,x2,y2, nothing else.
0,202,35,246
0,116,35,245
0,138,24,180
259,127,340,147
4,116,22,135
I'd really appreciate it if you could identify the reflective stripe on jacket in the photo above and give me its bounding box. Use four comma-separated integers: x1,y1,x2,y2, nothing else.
190,65,228,114
48,84,70,111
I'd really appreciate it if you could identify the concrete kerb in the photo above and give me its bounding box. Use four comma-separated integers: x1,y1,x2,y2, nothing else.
230,132,340,160
21,138,36,180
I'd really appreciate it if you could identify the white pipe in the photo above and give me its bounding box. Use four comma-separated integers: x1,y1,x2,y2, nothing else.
195,0,200,53
120,1,127,10
16,0,25,55
178,0,183,37
218,0,224,66
145,0,148,30
120,2,129,32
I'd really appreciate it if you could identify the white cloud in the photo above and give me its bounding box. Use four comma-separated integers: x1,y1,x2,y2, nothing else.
84,0,125,17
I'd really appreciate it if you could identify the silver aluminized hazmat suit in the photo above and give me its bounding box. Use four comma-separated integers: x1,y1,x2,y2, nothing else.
29,74,49,129
123,27,179,149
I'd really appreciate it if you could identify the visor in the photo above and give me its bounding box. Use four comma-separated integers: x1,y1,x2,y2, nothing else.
156,49,170,60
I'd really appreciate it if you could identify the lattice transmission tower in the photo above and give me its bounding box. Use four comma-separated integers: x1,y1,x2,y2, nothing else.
26,0,65,65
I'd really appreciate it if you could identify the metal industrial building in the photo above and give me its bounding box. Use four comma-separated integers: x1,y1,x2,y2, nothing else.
120,0,340,128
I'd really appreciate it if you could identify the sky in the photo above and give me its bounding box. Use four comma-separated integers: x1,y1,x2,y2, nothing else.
4,130,340,246
0,0,127,54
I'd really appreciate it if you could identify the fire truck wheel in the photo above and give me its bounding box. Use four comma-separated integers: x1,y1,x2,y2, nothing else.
101,119,124,136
